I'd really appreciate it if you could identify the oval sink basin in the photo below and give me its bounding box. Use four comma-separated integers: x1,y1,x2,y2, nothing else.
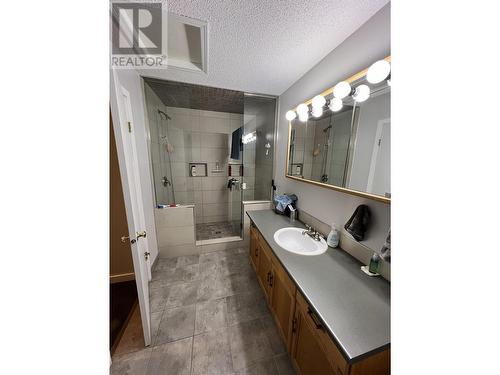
273,227,328,256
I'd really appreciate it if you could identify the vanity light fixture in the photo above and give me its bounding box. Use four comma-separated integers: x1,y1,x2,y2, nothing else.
353,84,370,103
296,103,309,122
311,95,326,109
333,81,352,99
367,59,391,84
296,103,309,115
312,107,323,118
285,110,297,121
329,97,343,112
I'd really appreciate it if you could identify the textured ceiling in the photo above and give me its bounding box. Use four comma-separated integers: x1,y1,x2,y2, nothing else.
140,0,389,95
144,78,244,113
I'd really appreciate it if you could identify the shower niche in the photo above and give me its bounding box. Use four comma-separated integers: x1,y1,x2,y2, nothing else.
188,163,207,177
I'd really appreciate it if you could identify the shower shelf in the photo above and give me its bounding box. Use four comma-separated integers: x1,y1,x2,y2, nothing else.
228,163,244,177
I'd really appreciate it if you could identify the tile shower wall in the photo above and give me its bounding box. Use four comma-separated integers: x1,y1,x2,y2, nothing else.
155,206,197,258
152,102,243,225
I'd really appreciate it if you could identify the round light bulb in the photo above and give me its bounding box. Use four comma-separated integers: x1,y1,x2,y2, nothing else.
333,81,352,99
311,95,326,109
312,107,323,118
296,103,309,115
298,112,308,122
367,60,391,84
285,110,296,121
329,97,343,112
353,84,370,102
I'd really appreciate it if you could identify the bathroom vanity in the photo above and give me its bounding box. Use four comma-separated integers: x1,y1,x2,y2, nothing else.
247,210,390,375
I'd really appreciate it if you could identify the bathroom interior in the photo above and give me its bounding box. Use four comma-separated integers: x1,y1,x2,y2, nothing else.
110,2,391,374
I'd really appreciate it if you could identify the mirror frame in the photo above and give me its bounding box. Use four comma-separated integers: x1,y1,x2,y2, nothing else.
285,56,391,204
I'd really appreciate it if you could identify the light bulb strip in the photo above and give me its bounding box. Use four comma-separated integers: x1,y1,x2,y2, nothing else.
291,56,390,111
286,56,390,121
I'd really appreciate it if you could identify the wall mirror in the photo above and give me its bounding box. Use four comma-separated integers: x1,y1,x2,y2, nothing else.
286,57,391,203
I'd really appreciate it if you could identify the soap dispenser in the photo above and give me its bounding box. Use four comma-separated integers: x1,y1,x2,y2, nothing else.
326,223,339,248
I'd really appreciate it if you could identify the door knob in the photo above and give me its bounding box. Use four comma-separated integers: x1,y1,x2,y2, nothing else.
136,231,147,239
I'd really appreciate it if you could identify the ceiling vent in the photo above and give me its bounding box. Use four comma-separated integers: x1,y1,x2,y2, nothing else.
167,13,208,73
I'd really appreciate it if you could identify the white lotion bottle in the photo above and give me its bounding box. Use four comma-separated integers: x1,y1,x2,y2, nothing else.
327,223,339,248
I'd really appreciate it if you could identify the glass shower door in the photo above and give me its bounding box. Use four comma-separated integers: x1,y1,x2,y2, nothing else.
242,94,277,201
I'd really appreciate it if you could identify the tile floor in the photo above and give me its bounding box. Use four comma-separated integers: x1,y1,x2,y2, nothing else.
196,221,241,241
111,248,296,375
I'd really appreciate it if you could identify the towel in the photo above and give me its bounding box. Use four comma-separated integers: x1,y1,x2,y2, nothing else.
344,205,371,241
379,230,391,262
230,127,243,159
273,194,297,214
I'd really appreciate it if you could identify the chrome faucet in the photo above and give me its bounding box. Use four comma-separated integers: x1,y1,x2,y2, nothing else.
302,225,323,241
302,225,315,237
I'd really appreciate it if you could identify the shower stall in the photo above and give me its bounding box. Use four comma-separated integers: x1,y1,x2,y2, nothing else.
143,78,276,250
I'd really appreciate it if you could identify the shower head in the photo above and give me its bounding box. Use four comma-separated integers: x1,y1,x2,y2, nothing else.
323,125,332,133
158,109,171,120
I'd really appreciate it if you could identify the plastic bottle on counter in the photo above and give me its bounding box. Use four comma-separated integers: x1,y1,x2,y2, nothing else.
326,223,339,248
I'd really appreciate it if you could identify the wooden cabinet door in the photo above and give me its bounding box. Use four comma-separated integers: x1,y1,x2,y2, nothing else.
257,240,273,301
291,304,338,375
249,224,259,272
270,260,296,352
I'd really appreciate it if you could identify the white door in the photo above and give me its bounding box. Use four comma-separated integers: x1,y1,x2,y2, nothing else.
114,85,152,346
367,118,391,197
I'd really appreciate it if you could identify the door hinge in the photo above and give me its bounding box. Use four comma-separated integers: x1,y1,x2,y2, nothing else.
144,251,150,261
378,138,381,146
128,121,132,133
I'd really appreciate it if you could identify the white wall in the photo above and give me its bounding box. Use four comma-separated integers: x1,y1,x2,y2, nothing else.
275,4,391,252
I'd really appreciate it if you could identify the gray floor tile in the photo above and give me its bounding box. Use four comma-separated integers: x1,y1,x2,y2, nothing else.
192,327,234,375
199,260,220,280
197,275,231,302
228,318,274,370
155,257,178,271
146,251,295,375
165,280,200,309
274,353,296,375
111,348,151,375
224,273,261,296
150,287,170,313
151,269,170,282
235,358,279,375
195,298,228,334
199,252,220,264
146,337,192,375
155,305,195,346
177,254,200,267
226,291,269,326
150,311,163,344
165,264,200,285
150,277,170,290
219,254,253,276
260,315,287,355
